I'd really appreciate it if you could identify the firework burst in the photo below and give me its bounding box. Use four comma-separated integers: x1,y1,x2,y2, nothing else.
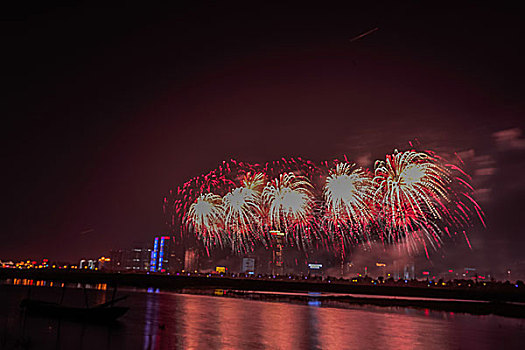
262,172,316,247
323,163,374,243
324,163,374,226
165,149,484,257
222,173,266,252
184,193,224,249
163,158,319,229
373,150,453,252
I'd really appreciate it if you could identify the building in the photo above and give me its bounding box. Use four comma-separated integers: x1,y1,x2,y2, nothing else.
308,263,323,277
97,256,111,270
79,259,96,270
184,248,199,272
392,260,415,280
241,257,255,274
0,260,14,268
403,263,415,280
270,230,285,275
109,250,124,271
124,244,152,272
108,245,151,272
150,236,184,273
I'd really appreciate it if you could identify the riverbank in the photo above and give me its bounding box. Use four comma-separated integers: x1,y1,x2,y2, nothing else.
222,290,525,319
2,268,524,301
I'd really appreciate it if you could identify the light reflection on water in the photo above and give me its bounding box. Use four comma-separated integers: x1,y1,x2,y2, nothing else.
1,285,525,349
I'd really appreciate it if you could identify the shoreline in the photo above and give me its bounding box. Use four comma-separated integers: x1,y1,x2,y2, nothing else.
2,268,525,318
222,289,525,319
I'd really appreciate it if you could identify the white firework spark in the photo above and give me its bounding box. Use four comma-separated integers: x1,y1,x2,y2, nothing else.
262,172,315,234
373,150,450,252
223,173,265,252
324,162,374,229
184,193,224,248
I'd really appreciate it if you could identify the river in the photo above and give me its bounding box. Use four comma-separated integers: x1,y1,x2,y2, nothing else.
1,284,524,349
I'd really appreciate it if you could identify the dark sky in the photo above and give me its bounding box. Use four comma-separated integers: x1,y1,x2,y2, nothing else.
2,2,525,264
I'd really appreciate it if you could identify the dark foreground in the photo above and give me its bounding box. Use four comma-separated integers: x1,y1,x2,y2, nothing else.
1,284,525,350
1,268,525,319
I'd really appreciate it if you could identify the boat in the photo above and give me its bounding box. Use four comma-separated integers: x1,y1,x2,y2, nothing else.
20,297,129,322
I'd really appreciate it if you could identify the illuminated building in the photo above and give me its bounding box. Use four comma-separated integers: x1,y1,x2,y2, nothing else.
109,245,152,272
79,259,96,270
0,260,14,268
308,263,323,277
270,230,285,275
241,257,255,274
392,260,415,280
463,267,478,279
150,235,184,272
97,256,111,270
124,244,152,271
404,263,415,280
184,248,199,272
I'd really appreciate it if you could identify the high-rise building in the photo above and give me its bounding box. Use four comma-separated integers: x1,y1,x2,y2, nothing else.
392,260,415,280
270,230,285,275
124,244,152,271
403,263,415,280
108,245,151,272
184,248,199,272
150,236,184,272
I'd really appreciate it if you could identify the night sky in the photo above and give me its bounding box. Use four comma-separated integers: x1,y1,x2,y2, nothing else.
2,3,525,266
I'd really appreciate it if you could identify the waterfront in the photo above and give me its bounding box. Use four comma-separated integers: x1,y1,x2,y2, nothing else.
1,285,525,349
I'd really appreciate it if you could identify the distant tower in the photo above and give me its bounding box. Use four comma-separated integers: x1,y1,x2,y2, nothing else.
150,236,173,272
393,260,399,280
270,230,285,275
403,262,415,280
184,248,199,272
150,235,183,273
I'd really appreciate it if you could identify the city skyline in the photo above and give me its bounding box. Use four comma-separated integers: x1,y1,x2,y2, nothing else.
2,3,525,274
2,4,525,349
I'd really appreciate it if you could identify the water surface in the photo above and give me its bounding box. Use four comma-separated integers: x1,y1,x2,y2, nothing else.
1,285,524,349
